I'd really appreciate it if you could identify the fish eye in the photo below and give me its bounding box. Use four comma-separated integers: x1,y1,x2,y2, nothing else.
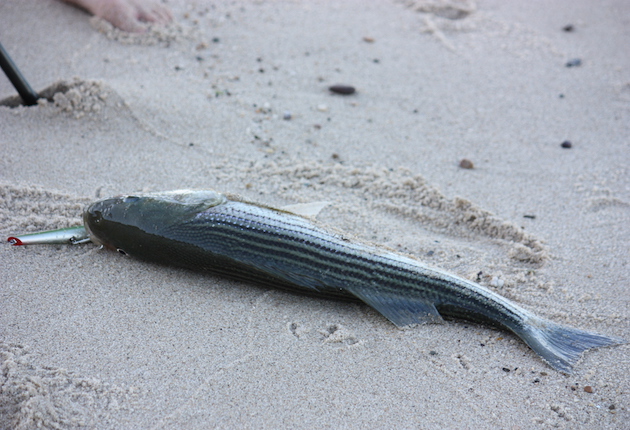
93,211,103,224
117,249,127,256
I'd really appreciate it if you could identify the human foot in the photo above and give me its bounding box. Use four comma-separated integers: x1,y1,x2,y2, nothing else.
62,0,172,33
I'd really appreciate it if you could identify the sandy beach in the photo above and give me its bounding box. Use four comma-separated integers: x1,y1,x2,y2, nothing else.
1,0,628,428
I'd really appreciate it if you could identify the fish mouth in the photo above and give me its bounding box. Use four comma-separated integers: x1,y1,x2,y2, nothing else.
82,216,117,251
82,212,103,247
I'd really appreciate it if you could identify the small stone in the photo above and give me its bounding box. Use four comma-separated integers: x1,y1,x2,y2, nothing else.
584,386,594,393
609,404,616,410
565,58,582,67
502,367,511,372
490,277,504,288
283,111,292,120
533,378,540,383
331,153,340,160
329,85,356,95
563,24,574,32
561,140,572,149
212,37,220,43
429,350,438,356
459,159,474,169
363,36,375,43
316,104,329,112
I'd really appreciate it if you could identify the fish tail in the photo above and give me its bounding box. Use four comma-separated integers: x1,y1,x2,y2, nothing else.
517,317,625,374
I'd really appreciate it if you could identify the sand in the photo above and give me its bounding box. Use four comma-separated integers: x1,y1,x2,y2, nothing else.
1,0,628,428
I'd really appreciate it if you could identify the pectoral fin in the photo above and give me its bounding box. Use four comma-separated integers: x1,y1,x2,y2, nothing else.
348,286,444,327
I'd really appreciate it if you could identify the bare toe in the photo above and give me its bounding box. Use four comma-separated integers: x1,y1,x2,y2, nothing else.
65,0,172,32
99,0,148,32
138,5,172,25
150,5,173,24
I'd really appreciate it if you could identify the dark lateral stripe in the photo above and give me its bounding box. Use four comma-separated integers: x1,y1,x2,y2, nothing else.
173,205,525,326
189,213,429,288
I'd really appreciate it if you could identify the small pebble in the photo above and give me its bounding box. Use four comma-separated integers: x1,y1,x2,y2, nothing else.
429,350,438,356
283,111,292,120
523,214,536,219
563,24,574,32
316,104,329,112
427,250,434,257
561,140,572,149
584,386,594,393
609,404,616,410
363,36,375,43
459,159,474,169
502,367,511,373
331,153,340,160
212,37,220,43
533,378,540,383
329,85,356,95
565,58,582,67
490,277,504,288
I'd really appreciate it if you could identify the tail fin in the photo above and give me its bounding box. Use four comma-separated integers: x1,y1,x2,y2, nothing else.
517,318,625,374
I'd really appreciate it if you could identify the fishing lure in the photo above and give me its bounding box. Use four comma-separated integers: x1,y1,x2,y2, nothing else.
8,190,625,373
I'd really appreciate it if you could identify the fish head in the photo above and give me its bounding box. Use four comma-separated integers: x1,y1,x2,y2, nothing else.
83,190,226,251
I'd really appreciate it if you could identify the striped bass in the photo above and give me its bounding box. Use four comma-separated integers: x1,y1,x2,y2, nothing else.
81,190,623,373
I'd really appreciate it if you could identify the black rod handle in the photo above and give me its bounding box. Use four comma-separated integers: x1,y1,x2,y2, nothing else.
0,42,39,106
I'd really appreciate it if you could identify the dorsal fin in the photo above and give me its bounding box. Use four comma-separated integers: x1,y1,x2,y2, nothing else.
280,201,331,218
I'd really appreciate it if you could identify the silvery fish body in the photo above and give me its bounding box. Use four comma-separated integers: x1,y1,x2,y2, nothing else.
83,190,624,373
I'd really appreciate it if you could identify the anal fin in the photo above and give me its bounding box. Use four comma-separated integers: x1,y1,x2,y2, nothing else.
348,286,444,328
